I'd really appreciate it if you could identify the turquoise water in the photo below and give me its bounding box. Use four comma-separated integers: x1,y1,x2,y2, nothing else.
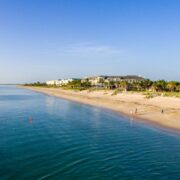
0,86,180,180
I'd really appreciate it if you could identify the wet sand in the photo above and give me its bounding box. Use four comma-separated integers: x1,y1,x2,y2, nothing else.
22,86,180,131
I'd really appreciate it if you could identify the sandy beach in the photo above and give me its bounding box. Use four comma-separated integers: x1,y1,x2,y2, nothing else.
22,86,180,131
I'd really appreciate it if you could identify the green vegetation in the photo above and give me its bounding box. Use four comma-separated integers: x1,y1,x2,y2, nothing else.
24,82,48,87
143,91,180,99
111,89,122,96
24,79,180,98
62,79,91,90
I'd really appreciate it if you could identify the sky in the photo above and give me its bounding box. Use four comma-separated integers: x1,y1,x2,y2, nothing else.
0,0,180,83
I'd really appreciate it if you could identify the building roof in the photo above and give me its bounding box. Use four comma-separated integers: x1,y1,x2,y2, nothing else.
86,75,144,80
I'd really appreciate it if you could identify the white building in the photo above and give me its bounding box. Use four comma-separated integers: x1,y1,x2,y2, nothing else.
46,80,58,86
46,78,75,86
56,79,74,86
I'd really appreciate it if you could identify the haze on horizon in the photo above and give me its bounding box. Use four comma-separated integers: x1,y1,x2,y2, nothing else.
0,0,180,84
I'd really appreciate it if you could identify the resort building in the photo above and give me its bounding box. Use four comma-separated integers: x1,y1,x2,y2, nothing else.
46,80,58,86
81,75,145,86
46,78,75,86
56,78,75,86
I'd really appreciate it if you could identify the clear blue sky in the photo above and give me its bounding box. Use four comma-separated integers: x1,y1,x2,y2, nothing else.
0,0,180,83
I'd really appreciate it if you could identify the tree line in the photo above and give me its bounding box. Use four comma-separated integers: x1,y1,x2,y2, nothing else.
64,79,180,92
24,79,180,92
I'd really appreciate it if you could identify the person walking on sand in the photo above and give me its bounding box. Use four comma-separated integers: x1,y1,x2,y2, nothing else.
135,108,138,115
161,109,164,114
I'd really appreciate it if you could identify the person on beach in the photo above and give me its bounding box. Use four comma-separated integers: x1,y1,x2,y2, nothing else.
161,109,164,114
135,108,138,115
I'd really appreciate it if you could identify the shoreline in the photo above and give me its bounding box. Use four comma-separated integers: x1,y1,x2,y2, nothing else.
20,86,180,132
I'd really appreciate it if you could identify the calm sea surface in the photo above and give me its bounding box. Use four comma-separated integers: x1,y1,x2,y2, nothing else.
0,86,180,180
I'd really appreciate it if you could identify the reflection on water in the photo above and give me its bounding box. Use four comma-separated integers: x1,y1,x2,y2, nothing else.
0,86,180,180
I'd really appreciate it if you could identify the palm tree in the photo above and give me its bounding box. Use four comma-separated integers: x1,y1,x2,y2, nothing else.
167,81,177,92
120,81,128,91
141,79,153,90
131,81,143,91
151,80,167,92
104,82,109,89
114,81,121,89
109,81,115,89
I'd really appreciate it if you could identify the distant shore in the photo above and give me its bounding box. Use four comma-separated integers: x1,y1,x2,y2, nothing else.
21,86,180,132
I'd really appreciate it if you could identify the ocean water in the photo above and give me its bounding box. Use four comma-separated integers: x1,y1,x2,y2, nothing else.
0,86,180,180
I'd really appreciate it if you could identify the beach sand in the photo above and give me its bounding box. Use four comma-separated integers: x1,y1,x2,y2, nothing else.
22,86,180,131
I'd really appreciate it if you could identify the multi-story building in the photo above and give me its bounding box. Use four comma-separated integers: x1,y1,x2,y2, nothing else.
56,79,75,86
46,78,75,86
82,75,144,86
46,80,58,86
